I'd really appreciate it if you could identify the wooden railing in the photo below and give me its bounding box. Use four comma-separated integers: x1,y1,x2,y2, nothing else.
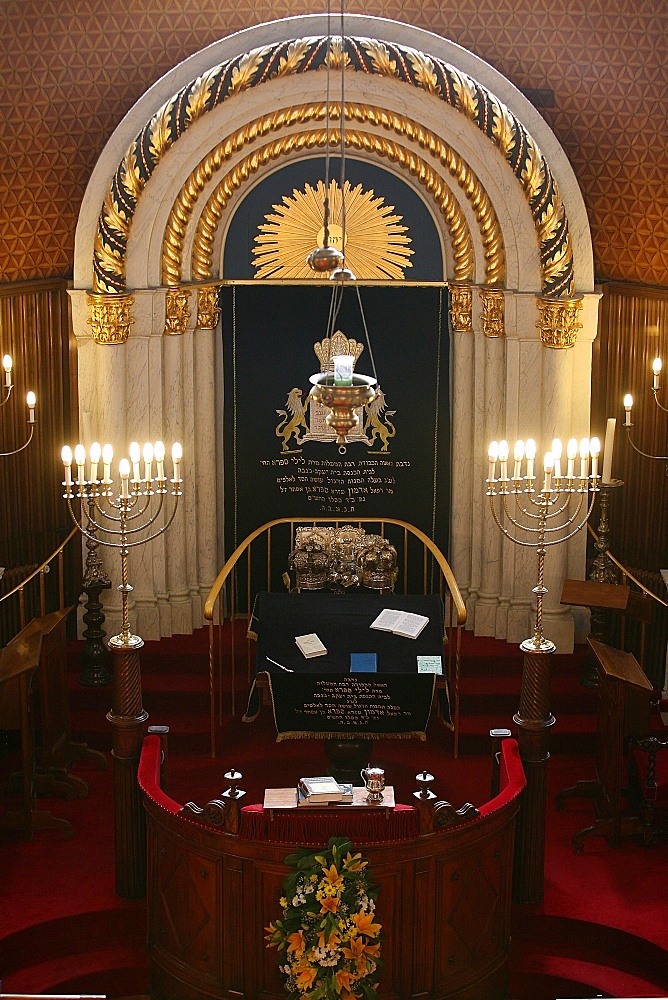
0,526,80,645
204,517,466,757
587,523,668,688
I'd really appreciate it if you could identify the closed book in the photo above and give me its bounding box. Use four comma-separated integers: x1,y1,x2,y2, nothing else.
297,782,353,806
295,632,328,658
298,775,344,802
350,652,377,673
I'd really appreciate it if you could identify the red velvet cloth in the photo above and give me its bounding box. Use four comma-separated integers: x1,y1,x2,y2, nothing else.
239,801,418,844
137,734,182,815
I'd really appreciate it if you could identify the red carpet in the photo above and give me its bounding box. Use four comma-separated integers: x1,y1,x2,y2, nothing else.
1,626,666,998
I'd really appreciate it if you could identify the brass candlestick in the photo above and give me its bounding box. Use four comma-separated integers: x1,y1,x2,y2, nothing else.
61,439,182,897
487,435,601,903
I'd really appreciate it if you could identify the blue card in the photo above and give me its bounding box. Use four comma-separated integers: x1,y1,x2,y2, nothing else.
350,652,378,673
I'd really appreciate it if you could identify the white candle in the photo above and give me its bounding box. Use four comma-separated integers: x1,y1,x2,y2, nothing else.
601,418,615,483
61,445,73,487
551,438,562,480
154,440,166,482
566,438,578,481
498,440,509,483
26,391,36,423
171,441,182,481
102,443,113,484
89,441,101,482
119,458,130,498
333,354,353,386
487,440,499,481
590,436,600,480
129,441,141,482
623,394,633,426
74,444,86,487
543,451,554,493
513,440,525,480
525,439,536,480
579,437,590,479
143,441,154,482
3,354,12,388
652,357,662,390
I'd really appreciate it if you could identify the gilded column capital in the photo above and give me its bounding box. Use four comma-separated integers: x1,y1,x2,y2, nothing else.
448,283,473,333
479,287,505,339
87,293,134,345
164,287,192,336
536,296,582,349
196,284,222,331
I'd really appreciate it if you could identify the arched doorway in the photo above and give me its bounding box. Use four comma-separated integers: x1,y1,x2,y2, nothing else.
70,15,598,650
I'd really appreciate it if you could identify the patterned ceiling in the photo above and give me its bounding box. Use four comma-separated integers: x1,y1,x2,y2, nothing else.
0,0,666,288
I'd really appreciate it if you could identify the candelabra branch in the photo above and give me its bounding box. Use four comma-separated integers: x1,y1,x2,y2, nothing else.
652,387,668,414
0,423,34,457
624,426,668,463
0,384,13,407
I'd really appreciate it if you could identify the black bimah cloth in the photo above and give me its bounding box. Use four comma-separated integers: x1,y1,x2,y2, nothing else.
243,591,450,741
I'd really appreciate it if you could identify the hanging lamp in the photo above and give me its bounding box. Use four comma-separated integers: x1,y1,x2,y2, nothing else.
306,0,378,451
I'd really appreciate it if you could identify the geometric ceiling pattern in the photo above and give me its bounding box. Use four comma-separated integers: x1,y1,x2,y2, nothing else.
0,0,666,288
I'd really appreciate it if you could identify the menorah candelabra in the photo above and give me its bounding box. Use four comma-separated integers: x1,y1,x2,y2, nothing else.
61,439,182,898
486,434,601,903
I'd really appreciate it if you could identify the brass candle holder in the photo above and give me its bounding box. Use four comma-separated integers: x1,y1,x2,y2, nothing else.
61,439,182,897
486,434,601,903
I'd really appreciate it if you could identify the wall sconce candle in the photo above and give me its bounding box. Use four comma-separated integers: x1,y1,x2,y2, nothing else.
3,355,12,388
623,394,633,426
652,357,662,391
26,391,36,423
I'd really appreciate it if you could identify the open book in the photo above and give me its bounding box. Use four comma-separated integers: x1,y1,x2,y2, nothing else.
370,608,429,639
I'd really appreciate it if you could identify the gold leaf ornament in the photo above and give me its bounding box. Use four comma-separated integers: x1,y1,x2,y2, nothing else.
121,147,143,206
185,67,220,126
148,97,177,162
491,101,517,159
228,46,270,96
406,48,439,95
363,39,399,79
276,38,311,76
520,139,545,201
450,68,479,121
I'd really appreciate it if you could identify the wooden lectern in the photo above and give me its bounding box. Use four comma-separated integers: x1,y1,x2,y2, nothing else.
555,637,652,850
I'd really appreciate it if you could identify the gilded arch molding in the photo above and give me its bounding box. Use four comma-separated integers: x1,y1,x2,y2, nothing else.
93,34,574,298
163,116,499,287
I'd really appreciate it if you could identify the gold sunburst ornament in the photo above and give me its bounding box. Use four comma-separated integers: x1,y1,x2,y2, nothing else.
252,178,413,280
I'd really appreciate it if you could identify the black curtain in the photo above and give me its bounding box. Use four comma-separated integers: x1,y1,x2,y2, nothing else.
221,283,450,574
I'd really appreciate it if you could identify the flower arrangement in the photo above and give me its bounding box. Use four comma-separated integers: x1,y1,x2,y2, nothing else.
265,835,382,998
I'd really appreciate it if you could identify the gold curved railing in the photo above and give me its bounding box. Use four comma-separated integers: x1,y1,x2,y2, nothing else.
204,517,467,758
0,526,80,637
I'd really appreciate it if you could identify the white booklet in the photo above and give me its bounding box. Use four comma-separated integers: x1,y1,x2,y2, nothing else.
370,608,429,639
295,632,328,658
